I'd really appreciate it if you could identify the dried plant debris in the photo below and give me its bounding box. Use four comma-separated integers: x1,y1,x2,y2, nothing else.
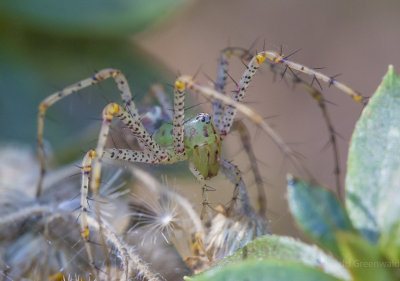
0,144,268,280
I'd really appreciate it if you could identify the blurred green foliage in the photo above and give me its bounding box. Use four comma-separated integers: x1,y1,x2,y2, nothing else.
0,0,191,164
0,0,189,37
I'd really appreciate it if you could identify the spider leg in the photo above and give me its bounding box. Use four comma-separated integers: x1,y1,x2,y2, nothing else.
79,83,190,264
219,160,269,231
207,160,270,262
218,54,263,136
80,148,160,279
189,164,211,220
218,50,367,137
172,80,187,155
91,103,171,193
213,47,252,131
78,102,171,275
232,120,267,219
219,160,245,217
80,149,99,280
260,50,368,104
37,68,140,196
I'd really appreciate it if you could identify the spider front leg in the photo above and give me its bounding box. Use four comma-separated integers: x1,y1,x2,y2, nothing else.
79,149,99,279
37,68,140,196
90,76,191,193
80,103,170,275
88,78,193,221
80,147,161,278
90,103,170,192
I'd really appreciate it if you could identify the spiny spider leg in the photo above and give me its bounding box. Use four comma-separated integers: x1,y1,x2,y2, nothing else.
213,47,252,131
212,47,268,216
219,159,260,219
37,70,188,275
80,148,160,276
90,103,174,192
260,50,368,103
205,160,269,261
294,78,342,198
80,149,99,280
218,50,367,137
37,69,140,196
232,120,267,219
222,160,242,217
265,61,342,198
189,164,211,220
81,101,179,274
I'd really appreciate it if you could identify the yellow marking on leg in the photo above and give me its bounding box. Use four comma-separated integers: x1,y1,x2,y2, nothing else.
81,228,90,241
175,79,186,91
38,103,48,113
88,149,96,159
256,53,266,64
102,103,120,120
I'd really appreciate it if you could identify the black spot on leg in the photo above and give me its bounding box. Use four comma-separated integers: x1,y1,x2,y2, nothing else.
203,126,209,137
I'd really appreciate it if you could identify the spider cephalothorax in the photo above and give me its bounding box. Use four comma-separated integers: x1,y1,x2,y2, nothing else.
154,113,222,179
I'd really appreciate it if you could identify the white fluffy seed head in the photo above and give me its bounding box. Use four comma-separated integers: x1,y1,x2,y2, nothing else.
128,191,182,245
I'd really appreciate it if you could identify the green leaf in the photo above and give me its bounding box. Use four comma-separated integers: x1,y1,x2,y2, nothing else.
215,235,350,280
0,34,174,164
346,66,400,247
186,260,345,281
380,220,400,262
0,0,191,37
337,232,398,281
287,176,356,258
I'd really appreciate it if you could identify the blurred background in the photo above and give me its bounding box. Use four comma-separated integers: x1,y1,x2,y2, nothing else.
1,0,400,238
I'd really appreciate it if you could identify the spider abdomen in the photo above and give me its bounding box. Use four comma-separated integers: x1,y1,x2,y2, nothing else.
154,113,222,179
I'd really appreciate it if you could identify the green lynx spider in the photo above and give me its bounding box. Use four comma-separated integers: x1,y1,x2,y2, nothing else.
36,46,367,272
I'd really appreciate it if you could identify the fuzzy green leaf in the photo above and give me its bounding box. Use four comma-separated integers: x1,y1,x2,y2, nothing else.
215,235,350,280
346,66,400,249
337,232,398,281
0,34,173,164
185,260,344,281
287,176,356,258
0,0,190,37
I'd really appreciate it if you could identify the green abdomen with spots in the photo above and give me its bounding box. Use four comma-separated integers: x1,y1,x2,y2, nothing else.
154,113,222,179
